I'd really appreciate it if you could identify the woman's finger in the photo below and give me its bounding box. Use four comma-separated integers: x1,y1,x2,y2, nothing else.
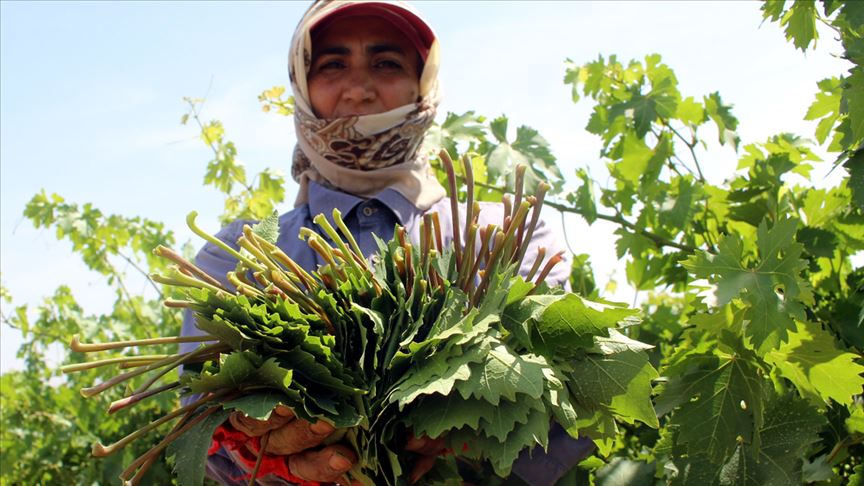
404,434,446,455
288,444,357,482
228,410,293,437
264,418,335,456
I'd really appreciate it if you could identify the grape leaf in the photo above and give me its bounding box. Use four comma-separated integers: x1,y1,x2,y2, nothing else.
704,92,739,148
780,0,818,51
567,350,659,427
595,457,655,486
592,328,655,354
167,408,231,486
485,117,563,194
668,453,720,486
506,293,639,356
765,321,864,406
479,397,543,442
847,69,864,145
847,405,864,434
424,111,487,157
451,405,550,477
676,96,706,126
389,337,491,409
657,351,763,462
454,344,546,405
845,149,864,211
609,133,653,186
485,406,550,476
682,218,810,353
717,393,824,486
222,390,291,420
804,77,842,144
188,351,258,393
251,210,280,245
407,395,535,442
407,395,494,439
274,347,362,394
850,465,864,486
193,313,246,350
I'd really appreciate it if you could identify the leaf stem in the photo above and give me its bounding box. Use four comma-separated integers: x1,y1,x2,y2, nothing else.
515,183,549,270
529,251,565,294
60,355,170,373
314,213,366,279
70,334,215,353
249,431,271,486
462,154,475,253
464,225,495,298
108,381,181,414
186,211,263,273
120,398,230,482
154,245,227,291
132,342,230,396
526,247,547,281
97,389,231,459
440,150,463,270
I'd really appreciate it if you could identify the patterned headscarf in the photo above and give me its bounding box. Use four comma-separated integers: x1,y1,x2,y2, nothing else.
288,0,446,210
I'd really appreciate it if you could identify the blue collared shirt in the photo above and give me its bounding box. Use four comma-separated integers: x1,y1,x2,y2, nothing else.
181,181,592,486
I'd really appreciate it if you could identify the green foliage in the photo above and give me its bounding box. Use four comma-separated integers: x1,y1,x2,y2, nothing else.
424,111,565,199
257,85,295,116
0,286,181,484
182,97,288,224
764,321,864,406
763,0,864,207
683,218,812,354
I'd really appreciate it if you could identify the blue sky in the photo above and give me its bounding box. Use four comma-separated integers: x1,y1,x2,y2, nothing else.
0,1,851,371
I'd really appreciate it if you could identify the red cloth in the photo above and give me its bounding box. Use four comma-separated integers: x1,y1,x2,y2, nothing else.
209,423,321,486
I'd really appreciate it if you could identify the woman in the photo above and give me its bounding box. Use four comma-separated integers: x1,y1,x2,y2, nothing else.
182,1,591,484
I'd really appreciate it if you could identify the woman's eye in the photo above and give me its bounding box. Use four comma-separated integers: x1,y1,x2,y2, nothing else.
317,60,345,72
375,59,403,70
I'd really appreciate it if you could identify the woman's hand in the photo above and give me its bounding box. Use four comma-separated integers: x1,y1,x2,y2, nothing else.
229,406,357,483
229,409,444,485
405,433,447,484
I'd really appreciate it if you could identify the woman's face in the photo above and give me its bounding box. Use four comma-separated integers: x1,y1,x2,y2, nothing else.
308,15,421,119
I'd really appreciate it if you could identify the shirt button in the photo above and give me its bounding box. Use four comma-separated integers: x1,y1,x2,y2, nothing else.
362,206,377,217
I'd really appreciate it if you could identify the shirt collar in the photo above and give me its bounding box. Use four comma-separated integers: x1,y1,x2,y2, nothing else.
308,181,364,228
372,186,420,226
307,181,420,227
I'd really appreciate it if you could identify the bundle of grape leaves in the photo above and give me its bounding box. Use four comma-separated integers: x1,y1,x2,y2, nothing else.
65,153,658,485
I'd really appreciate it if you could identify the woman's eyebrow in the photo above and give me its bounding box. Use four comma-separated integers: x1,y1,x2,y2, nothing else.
367,43,405,55
313,43,404,58
315,46,350,57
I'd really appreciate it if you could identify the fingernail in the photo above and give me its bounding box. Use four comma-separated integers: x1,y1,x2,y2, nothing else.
329,452,352,471
310,420,335,435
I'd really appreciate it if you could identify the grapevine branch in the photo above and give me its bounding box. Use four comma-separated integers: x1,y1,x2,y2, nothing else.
544,198,703,254
559,210,577,256
469,178,704,255
103,258,156,339
184,98,256,195
114,249,164,300
663,120,706,183
2,318,69,343
650,126,697,178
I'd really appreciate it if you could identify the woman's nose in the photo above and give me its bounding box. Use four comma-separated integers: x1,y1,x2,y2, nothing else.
341,70,376,103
